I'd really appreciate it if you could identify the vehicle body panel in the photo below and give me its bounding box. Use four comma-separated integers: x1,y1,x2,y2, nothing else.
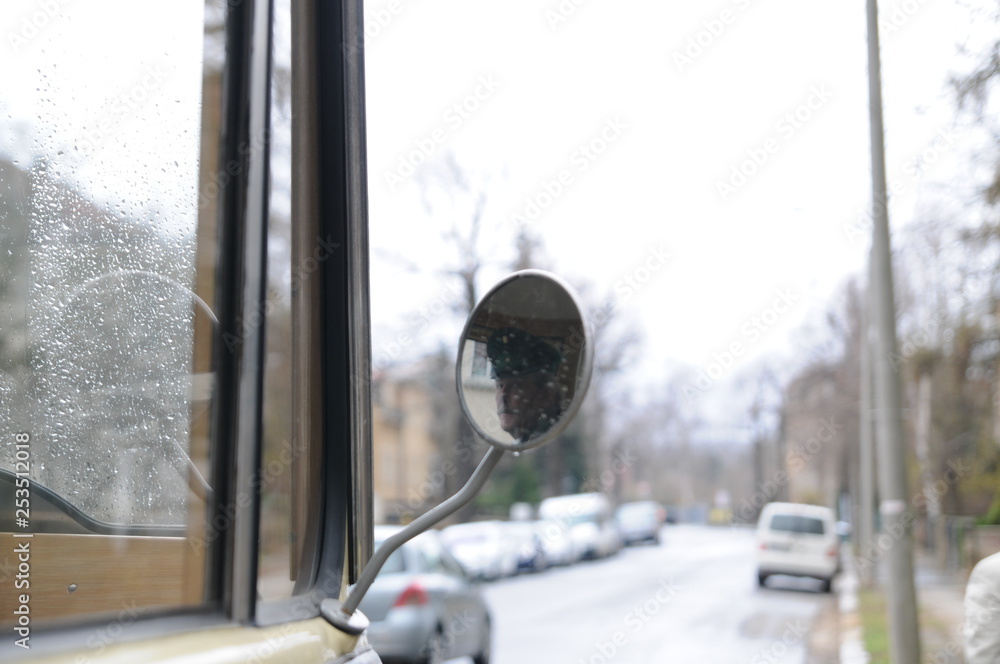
756,502,839,587
614,500,663,546
504,521,548,573
534,519,575,566
440,521,518,580
360,527,491,663
27,618,373,664
538,493,620,560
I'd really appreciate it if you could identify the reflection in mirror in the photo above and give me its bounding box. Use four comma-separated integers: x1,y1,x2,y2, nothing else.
335,273,590,625
458,271,590,451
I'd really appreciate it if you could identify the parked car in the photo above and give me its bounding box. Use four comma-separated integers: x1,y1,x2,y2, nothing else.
504,520,548,573
534,517,576,566
614,500,664,546
440,520,519,580
755,502,840,593
538,492,621,561
359,526,492,664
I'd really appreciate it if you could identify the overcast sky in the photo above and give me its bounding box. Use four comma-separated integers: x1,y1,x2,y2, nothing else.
2,1,204,243
3,0,991,439
361,0,993,434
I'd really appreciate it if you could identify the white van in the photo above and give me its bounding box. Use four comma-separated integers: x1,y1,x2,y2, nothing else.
538,492,621,561
755,502,839,592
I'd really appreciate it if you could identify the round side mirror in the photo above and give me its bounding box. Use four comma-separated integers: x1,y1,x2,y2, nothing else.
331,270,592,628
457,270,593,451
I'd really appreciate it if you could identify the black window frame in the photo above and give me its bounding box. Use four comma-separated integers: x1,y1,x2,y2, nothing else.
3,0,374,655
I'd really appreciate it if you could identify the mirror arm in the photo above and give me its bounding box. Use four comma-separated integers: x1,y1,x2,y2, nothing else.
324,445,505,630
325,271,592,634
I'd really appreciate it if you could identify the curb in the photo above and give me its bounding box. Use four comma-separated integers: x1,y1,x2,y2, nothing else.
805,546,867,663
839,554,871,663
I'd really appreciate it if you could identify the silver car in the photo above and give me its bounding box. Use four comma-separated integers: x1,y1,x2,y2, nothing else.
614,501,664,546
359,526,492,664
440,520,519,580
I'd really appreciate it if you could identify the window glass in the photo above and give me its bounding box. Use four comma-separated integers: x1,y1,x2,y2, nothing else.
438,541,470,579
770,515,825,535
0,0,221,627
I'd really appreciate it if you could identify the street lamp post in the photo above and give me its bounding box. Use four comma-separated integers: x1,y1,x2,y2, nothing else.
865,0,922,661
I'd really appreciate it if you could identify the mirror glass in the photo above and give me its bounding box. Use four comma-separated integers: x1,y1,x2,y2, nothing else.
457,271,592,451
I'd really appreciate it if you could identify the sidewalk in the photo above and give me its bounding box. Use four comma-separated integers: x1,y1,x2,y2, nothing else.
838,553,870,664
838,547,969,663
913,550,967,663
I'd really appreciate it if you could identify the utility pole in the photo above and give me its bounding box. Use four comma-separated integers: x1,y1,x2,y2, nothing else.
865,0,922,661
858,247,876,589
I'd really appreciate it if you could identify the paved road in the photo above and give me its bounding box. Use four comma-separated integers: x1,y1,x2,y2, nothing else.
469,524,835,664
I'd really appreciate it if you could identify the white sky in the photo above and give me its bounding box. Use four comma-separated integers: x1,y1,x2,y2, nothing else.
1,0,991,440
363,0,993,434
1,1,204,239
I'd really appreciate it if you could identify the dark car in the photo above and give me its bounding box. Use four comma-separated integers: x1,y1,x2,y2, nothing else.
359,526,492,664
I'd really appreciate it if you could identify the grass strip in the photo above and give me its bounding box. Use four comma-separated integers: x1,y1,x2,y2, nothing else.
858,587,890,664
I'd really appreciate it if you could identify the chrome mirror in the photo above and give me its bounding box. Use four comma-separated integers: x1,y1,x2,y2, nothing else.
457,270,592,451
325,270,591,634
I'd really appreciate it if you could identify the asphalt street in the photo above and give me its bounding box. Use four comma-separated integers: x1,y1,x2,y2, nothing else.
461,524,835,664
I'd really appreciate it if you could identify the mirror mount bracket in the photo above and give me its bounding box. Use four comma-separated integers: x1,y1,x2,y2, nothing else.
328,446,505,629
321,599,369,636
327,270,592,636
